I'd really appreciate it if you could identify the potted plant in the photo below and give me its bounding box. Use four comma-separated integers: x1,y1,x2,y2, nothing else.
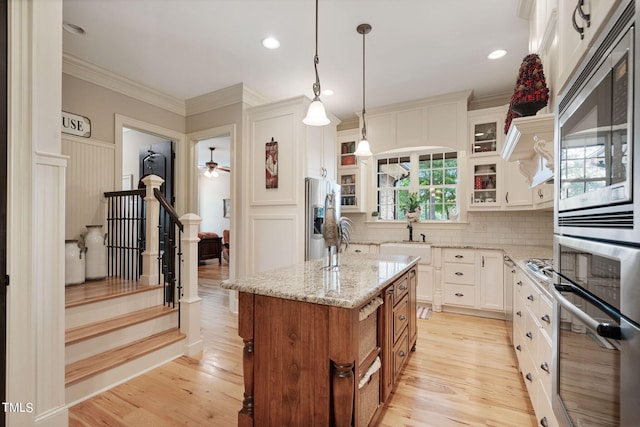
371,211,380,220
403,192,422,223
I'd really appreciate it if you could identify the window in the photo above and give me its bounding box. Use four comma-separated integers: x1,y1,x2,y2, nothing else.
376,151,458,221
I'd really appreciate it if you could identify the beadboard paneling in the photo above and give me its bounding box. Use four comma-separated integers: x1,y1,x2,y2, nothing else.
62,136,116,239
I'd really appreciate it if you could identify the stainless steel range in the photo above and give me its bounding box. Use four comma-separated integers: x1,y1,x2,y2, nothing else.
524,258,554,285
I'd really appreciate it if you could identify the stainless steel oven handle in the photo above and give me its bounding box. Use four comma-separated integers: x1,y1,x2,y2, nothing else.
551,283,622,340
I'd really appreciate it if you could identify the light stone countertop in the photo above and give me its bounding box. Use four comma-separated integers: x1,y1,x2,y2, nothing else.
220,253,419,309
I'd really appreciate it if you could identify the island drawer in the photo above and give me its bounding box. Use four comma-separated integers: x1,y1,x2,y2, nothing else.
358,296,383,363
393,274,409,304
393,295,409,342
393,332,409,379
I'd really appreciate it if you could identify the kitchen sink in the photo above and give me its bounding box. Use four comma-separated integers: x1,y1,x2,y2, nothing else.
379,242,432,265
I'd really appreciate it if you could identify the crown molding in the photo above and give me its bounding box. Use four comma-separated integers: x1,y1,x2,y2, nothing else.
62,53,186,116
468,90,512,111
185,83,271,116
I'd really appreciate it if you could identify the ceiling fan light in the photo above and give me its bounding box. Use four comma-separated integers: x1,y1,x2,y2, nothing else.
212,169,219,178
303,97,330,126
354,138,372,157
204,169,212,178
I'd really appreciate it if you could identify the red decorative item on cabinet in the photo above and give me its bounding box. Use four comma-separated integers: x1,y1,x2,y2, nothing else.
506,53,549,131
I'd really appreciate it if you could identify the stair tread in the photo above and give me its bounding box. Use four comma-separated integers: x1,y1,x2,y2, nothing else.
66,277,163,308
66,305,178,345
65,328,185,386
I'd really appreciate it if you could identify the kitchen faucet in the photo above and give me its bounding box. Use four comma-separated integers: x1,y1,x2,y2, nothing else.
407,223,413,242
420,233,426,243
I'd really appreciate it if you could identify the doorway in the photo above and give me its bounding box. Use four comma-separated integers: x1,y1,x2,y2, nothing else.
1,0,7,425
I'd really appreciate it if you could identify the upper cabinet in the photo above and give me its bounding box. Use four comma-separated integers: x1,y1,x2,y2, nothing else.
557,0,622,90
362,91,471,154
337,129,367,213
468,105,507,157
306,124,337,180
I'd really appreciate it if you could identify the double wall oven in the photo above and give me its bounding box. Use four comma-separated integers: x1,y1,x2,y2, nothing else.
555,1,639,426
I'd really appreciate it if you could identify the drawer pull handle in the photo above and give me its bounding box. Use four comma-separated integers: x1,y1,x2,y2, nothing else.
454,254,464,259
516,345,522,352
541,314,551,324
540,362,550,373
516,311,522,317
454,272,464,276
516,281,523,287
355,249,362,253
527,294,535,301
540,416,549,427
526,331,533,339
399,314,406,321
399,350,406,357
525,373,533,382
399,284,407,291
454,292,464,297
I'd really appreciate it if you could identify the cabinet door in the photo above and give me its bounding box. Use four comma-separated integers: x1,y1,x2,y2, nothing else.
408,268,417,347
416,264,433,303
533,183,554,207
503,159,533,208
479,251,504,311
469,157,501,209
306,125,336,179
338,167,365,213
323,126,337,180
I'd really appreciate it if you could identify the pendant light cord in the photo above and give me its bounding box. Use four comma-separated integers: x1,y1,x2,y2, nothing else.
361,27,367,140
312,0,321,98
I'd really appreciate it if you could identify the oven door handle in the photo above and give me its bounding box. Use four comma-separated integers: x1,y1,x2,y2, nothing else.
551,283,622,340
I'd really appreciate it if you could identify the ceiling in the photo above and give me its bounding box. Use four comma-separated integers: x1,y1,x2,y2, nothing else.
62,0,530,123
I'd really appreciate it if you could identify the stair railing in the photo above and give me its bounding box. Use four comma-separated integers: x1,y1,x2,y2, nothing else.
104,189,146,281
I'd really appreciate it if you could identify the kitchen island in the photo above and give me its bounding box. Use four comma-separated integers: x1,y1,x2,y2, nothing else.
221,253,419,427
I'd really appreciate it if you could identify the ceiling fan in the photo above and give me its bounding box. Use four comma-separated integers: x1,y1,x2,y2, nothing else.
201,147,230,178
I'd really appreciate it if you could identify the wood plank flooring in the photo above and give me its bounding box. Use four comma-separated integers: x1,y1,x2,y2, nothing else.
69,262,536,426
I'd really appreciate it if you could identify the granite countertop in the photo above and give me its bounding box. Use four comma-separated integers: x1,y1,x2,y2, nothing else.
220,253,419,309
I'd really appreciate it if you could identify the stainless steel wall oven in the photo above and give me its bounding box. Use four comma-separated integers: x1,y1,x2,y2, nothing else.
551,235,640,427
556,0,639,245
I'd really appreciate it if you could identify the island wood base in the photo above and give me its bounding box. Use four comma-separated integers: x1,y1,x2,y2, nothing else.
236,266,417,427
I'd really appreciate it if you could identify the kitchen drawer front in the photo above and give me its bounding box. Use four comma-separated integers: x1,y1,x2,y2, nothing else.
539,294,553,339
523,309,538,354
393,332,409,379
513,323,526,367
535,382,559,427
443,283,475,307
520,349,538,409
520,276,541,315
514,292,526,335
443,248,475,264
393,274,409,305
393,295,409,343
444,263,475,285
536,331,553,398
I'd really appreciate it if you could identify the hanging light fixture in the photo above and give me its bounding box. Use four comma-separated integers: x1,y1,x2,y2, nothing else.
302,0,330,126
204,147,219,178
354,23,373,157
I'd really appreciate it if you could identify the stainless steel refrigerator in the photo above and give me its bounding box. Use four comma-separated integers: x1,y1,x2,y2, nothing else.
305,177,340,261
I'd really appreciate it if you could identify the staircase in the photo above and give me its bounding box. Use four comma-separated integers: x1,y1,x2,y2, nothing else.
64,277,186,405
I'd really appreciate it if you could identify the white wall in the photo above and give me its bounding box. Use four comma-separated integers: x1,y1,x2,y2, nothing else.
122,128,169,187
198,171,230,234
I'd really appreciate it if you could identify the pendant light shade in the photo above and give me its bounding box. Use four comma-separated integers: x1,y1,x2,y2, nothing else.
355,23,372,157
303,0,330,126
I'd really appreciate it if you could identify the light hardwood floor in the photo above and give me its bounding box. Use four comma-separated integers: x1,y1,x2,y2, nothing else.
69,262,536,426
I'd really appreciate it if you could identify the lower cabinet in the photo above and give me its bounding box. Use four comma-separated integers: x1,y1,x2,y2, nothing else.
513,268,558,427
442,248,504,314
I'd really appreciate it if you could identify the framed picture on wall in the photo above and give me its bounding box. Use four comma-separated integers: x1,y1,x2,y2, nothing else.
223,198,230,218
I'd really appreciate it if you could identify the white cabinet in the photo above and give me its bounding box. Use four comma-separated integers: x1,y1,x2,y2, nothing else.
469,157,501,209
416,264,433,303
513,269,559,427
441,248,504,314
306,125,337,180
478,250,504,311
337,130,367,213
558,0,622,90
503,159,534,208
468,105,506,157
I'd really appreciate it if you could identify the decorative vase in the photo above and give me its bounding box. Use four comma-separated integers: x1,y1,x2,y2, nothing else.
65,240,86,285
84,225,107,280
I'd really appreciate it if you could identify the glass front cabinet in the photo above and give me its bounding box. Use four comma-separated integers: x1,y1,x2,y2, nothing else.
337,130,366,213
469,158,501,208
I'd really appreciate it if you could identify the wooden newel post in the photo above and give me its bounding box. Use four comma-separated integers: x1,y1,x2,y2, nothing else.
140,174,164,286
179,213,203,356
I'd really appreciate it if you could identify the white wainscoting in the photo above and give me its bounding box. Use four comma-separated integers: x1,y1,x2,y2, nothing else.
249,214,299,274
62,135,116,239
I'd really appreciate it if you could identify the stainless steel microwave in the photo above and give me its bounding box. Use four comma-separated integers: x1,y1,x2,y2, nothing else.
556,0,640,245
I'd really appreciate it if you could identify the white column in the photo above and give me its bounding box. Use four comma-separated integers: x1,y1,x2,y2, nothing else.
179,213,203,356
139,174,164,286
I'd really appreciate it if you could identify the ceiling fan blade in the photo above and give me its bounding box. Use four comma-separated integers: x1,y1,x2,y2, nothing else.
217,166,231,172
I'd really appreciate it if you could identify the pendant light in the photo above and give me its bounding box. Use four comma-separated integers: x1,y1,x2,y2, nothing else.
204,147,219,178
354,23,373,157
302,0,330,126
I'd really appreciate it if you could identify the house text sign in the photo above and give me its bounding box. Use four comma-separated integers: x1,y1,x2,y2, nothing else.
62,111,91,138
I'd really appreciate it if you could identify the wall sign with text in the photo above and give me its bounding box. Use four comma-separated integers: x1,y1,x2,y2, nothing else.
62,111,91,138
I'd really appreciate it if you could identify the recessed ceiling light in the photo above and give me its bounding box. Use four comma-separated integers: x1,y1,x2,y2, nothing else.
322,89,334,96
488,49,507,60
63,22,86,35
262,37,280,49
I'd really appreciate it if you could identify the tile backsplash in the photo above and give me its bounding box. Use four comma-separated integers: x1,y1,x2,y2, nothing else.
345,210,554,248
